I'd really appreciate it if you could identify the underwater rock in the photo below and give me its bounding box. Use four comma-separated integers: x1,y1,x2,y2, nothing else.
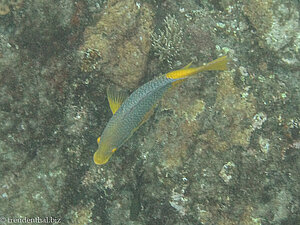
80,0,154,89
0,0,23,15
219,161,236,184
214,71,256,149
243,0,273,37
243,0,299,66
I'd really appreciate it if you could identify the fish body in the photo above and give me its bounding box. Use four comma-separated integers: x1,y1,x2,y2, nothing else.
94,56,228,165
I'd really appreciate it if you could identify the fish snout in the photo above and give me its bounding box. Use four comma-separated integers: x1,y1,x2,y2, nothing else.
93,150,110,165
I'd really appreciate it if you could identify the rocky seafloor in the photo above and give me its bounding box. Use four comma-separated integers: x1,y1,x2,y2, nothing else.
0,0,299,224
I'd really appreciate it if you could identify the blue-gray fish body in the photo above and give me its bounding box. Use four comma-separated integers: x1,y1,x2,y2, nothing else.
93,56,228,165
102,76,173,150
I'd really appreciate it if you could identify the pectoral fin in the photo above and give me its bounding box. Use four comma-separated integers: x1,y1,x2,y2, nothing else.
134,106,155,131
107,86,128,114
171,79,184,87
126,106,155,143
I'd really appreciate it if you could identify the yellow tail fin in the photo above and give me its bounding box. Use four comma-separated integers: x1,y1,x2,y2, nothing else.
166,56,228,80
197,55,228,71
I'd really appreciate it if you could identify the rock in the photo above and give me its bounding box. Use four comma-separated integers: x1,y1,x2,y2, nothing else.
80,0,154,89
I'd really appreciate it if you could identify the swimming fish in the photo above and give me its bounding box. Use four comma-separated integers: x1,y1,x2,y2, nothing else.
94,56,228,165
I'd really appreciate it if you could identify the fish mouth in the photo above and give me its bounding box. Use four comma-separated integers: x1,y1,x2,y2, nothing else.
93,151,110,165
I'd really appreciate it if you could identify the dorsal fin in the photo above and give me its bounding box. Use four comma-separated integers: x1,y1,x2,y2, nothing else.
181,61,193,69
107,85,128,114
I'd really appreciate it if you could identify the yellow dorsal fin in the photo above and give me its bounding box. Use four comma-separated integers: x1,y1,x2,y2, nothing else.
181,61,193,69
97,136,101,144
107,86,128,114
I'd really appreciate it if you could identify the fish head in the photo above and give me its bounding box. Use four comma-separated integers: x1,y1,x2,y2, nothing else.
93,141,115,165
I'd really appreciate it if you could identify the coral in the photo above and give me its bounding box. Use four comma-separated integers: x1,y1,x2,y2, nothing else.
151,14,184,67
80,0,154,89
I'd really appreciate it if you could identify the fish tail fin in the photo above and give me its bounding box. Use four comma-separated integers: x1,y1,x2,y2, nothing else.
195,55,228,72
166,56,228,80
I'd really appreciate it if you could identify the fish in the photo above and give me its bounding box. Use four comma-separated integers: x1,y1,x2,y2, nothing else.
94,56,228,165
